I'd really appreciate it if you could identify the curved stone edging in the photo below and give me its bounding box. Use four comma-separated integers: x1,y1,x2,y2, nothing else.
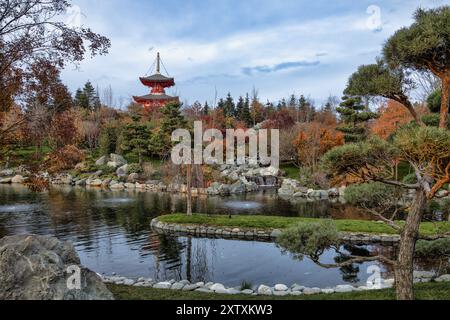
150,218,403,245
101,272,450,297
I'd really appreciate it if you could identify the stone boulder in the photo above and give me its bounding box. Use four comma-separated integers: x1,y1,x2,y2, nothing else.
257,285,273,296
0,235,114,300
107,154,127,168
116,164,128,177
95,156,108,166
207,182,221,195
127,173,139,183
230,181,246,194
0,169,14,177
307,189,329,199
278,178,302,196
11,175,25,184
260,166,280,177
0,177,12,184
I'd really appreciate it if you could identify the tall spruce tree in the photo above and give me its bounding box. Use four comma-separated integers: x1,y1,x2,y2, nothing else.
223,93,236,117
74,81,101,111
242,93,252,126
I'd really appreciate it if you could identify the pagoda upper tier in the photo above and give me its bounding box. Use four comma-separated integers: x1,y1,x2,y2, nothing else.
133,53,179,110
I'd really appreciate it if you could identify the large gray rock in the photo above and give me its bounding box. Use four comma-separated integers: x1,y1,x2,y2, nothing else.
0,169,14,177
230,181,246,194
0,235,113,300
257,285,273,296
207,182,221,195
260,166,280,177
95,156,108,166
116,164,129,177
107,154,127,168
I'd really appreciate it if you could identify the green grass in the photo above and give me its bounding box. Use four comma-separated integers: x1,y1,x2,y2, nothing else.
157,214,450,236
280,164,299,180
5,145,52,167
107,282,450,300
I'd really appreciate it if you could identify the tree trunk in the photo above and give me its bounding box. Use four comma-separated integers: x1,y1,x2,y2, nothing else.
394,188,427,300
439,75,449,129
186,163,192,216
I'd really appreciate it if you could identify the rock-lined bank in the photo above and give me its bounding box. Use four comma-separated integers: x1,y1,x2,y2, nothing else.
0,155,348,199
101,272,450,297
150,218,403,245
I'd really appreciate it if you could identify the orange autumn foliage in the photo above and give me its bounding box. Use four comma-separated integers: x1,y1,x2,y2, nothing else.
294,122,344,170
372,100,427,140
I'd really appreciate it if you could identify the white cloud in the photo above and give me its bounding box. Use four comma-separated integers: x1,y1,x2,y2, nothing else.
61,0,444,107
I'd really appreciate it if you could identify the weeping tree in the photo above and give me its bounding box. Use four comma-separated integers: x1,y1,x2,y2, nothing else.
383,6,450,129
320,126,450,300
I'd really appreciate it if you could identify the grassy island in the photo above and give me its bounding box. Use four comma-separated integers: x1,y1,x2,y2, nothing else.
157,214,450,237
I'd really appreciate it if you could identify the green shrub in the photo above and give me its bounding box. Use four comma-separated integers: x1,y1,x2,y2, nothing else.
240,281,253,291
96,164,117,175
99,123,121,156
421,114,450,129
415,239,450,258
344,182,402,208
276,220,339,260
426,89,442,114
128,163,143,174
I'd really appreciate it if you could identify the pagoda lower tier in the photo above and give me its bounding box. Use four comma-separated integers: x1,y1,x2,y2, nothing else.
133,93,180,110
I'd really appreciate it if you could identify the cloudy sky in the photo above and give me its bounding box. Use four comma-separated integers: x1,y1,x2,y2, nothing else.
61,0,447,108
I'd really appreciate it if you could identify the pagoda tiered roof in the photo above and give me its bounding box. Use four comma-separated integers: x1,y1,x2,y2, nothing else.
133,52,180,110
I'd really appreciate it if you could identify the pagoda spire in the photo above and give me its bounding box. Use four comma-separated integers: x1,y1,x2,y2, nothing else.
156,52,161,74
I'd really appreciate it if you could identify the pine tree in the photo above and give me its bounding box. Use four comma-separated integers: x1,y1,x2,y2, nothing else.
236,96,245,121
74,81,101,111
119,116,150,165
217,98,225,111
242,93,252,126
150,103,187,158
223,93,235,117
203,101,210,115
74,88,88,109
298,95,308,122
336,95,378,143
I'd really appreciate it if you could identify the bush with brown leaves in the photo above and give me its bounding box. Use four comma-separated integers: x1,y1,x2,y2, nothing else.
45,145,85,173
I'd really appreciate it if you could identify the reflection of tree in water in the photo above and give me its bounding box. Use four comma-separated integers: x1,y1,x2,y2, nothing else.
334,244,398,283
186,237,212,283
334,245,371,283
149,233,184,281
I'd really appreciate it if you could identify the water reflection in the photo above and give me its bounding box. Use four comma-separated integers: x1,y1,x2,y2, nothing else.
0,184,446,287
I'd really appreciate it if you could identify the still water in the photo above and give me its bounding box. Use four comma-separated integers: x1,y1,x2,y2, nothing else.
0,185,444,287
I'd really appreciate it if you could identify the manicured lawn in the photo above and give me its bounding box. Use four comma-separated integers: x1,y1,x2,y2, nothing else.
280,164,299,180
6,145,52,166
107,282,450,300
157,214,450,236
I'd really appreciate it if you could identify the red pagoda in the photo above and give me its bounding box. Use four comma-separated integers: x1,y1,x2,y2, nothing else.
133,53,179,111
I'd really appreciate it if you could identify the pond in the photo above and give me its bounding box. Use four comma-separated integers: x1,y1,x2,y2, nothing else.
0,184,446,288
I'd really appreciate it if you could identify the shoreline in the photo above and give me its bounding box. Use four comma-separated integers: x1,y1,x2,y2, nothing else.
151,215,450,244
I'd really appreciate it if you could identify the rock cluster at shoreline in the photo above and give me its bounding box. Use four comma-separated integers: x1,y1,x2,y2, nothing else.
278,178,345,199
101,271,450,296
